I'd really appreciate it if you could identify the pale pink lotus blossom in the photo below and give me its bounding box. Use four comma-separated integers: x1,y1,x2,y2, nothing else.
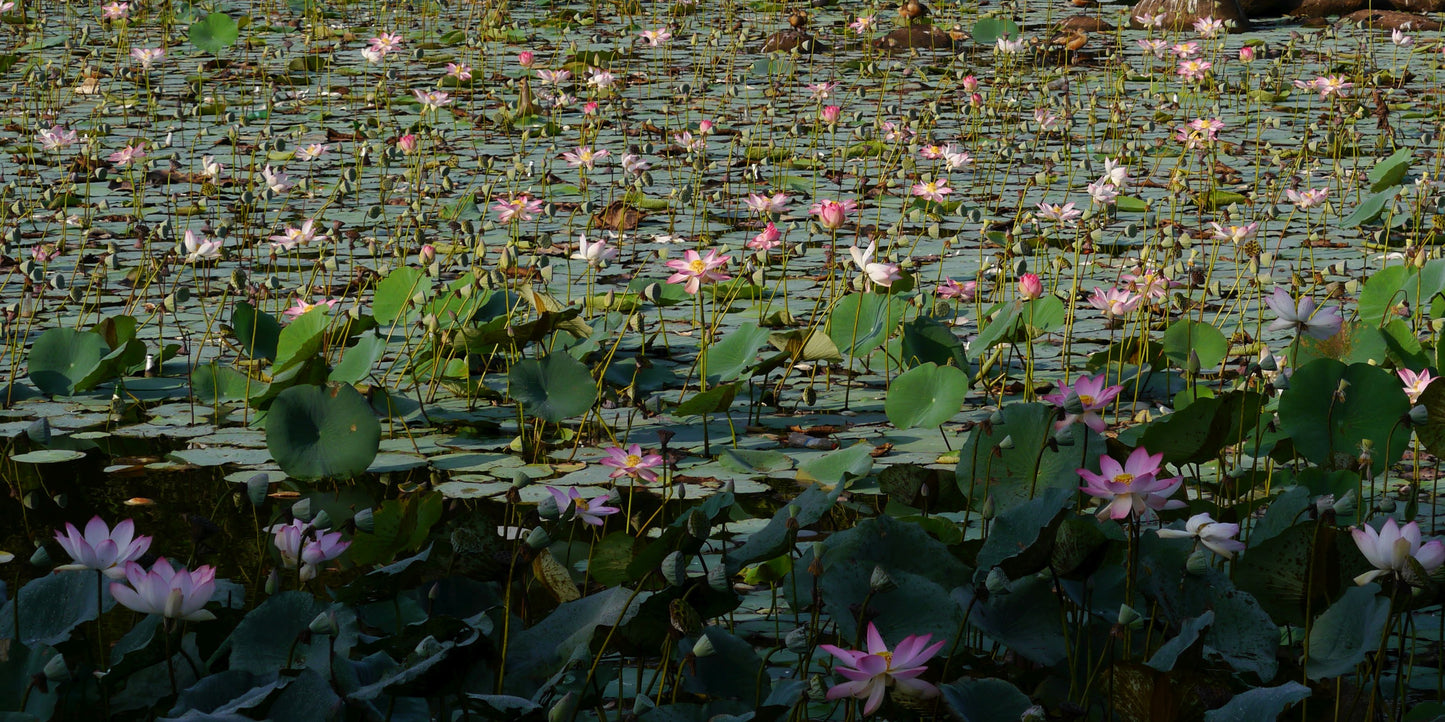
38,125,78,152
664,249,731,295
1089,287,1142,318
1079,446,1185,521
1399,368,1436,404
446,62,472,81
562,145,609,169
101,1,129,20
110,558,217,621
545,486,620,526
412,89,452,111
369,32,403,55
131,47,164,69
809,198,857,230
1042,373,1123,432
911,178,953,203
108,143,146,167
848,241,901,288
1284,187,1328,209
493,195,543,223
820,105,842,124
639,28,672,46
271,519,350,581
295,143,327,161
1018,273,1044,300
1157,513,1245,559
1352,518,1445,586
819,623,945,716
283,297,339,319
599,443,664,483
745,192,790,215
936,278,976,301
54,516,152,579
571,234,617,267
269,219,319,249
748,222,783,251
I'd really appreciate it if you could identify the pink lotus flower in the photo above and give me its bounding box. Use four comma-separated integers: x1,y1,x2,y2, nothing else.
639,28,672,46
848,15,876,34
621,153,649,175
1041,373,1123,432
201,155,225,180
748,222,783,251
1088,287,1141,318
1157,513,1245,559
1400,368,1436,404
1295,75,1351,99
571,234,617,267
536,69,572,86
961,76,979,92
1121,267,1172,301
599,443,664,483
269,219,318,250
818,623,946,716
664,248,731,295
1209,221,1258,244
261,164,293,194
295,143,327,161
562,145,609,169
1176,118,1223,150
1017,273,1044,300
586,67,616,89
911,178,953,203
54,516,152,579
517,51,535,67
1078,446,1185,521
283,297,338,318
182,229,222,263
820,105,842,124
396,134,418,154
745,192,790,215
412,89,452,111
1137,39,1168,58
101,1,129,20
809,198,857,231
1284,187,1328,209
1035,202,1081,225
1238,46,1257,62
1177,59,1212,82
848,241,901,288
131,47,164,69
1171,41,1201,59
38,125,77,152
1193,16,1226,37
1087,180,1120,205
271,519,350,581
808,82,839,100
936,278,976,301
1352,518,1445,586
545,486,621,526
110,558,217,621
1264,287,1342,340
446,62,472,81
369,32,403,55
108,143,146,167
493,195,543,223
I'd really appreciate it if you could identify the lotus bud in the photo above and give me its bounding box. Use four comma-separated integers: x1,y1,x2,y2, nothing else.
309,611,339,636
25,418,49,444
525,526,551,549
418,244,436,266
1117,604,1144,629
1185,549,1213,576
1022,704,1047,721
511,469,532,488
537,493,561,520
1272,373,1289,390
985,567,1010,595
43,653,69,683
1258,352,1277,371
869,565,896,593
981,495,996,520
1410,404,1430,425
691,634,717,658
785,626,810,653
1186,349,1202,375
353,508,376,533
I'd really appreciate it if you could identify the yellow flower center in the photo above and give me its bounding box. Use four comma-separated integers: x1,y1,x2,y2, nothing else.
1079,395,1094,406
625,454,642,467
1114,473,1134,486
689,259,706,273
878,651,893,667
576,498,590,511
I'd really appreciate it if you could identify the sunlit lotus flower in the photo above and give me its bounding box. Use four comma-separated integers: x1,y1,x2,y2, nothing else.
664,248,731,294
1193,16,1226,38
1089,287,1141,318
261,164,293,194
110,558,216,621
1135,12,1166,27
745,192,790,215
39,125,78,151
639,27,672,46
131,47,164,69
919,144,947,161
1177,59,1212,81
748,222,783,251
1121,267,1172,301
1137,39,1168,58
1263,287,1342,340
182,230,221,263
418,244,436,265
819,623,945,716
586,67,616,89
271,519,349,581
1042,373,1122,432
821,105,842,124
599,443,664,483
1392,28,1413,46
31,244,58,263
1304,75,1352,99
1033,108,1059,131
808,82,839,100
360,47,386,64
571,234,617,267
536,69,572,85
1399,368,1436,404
809,198,856,230
1157,513,1245,559
995,37,1025,54
1079,446,1184,521
1018,273,1044,300
697,120,714,135
562,145,609,169
295,143,327,161
1284,187,1328,209
583,99,600,115
54,516,152,579
1352,518,1445,586
1087,180,1119,205
849,241,901,288
1035,202,1081,225
943,146,973,170
1238,46,1256,62
283,297,338,319
413,89,452,111
1209,221,1258,244
446,62,472,81
848,15,876,33
268,219,318,249
621,153,649,175
545,486,621,526
369,32,403,55
201,155,224,180
108,143,145,167
1171,41,1201,59
517,51,535,67
493,195,543,223
911,178,953,203
396,134,418,154
882,121,916,143
101,2,129,20
936,278,976,301
673,131,706,152
1176,118,1223,150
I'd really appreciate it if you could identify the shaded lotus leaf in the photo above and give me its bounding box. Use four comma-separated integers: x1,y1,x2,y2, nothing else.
265,383,381,480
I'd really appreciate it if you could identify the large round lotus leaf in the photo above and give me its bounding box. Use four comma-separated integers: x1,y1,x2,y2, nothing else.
508,353,597,423
885,362,968,429
1278,359,1408,478
265,383,380,480
188,12,238,55
28,328,110,396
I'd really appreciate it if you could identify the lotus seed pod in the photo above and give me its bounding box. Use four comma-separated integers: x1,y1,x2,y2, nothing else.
869,565,896,593
1377,497,1396,513
1117,604,1144,629
661,551,688,586
245,473,269,507
685,508,709,540
707,563,730,592
1331,490,1357,517
311,510,332,530
1185,549,1213,576
291,498,312,522
309,612,339,636
525,527,551,549
1411,405,1429,426
353,508,376,533
985,567,1010,595
29,546,50,568
43,653,69,683
265,568,279,595
785,626,811,653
